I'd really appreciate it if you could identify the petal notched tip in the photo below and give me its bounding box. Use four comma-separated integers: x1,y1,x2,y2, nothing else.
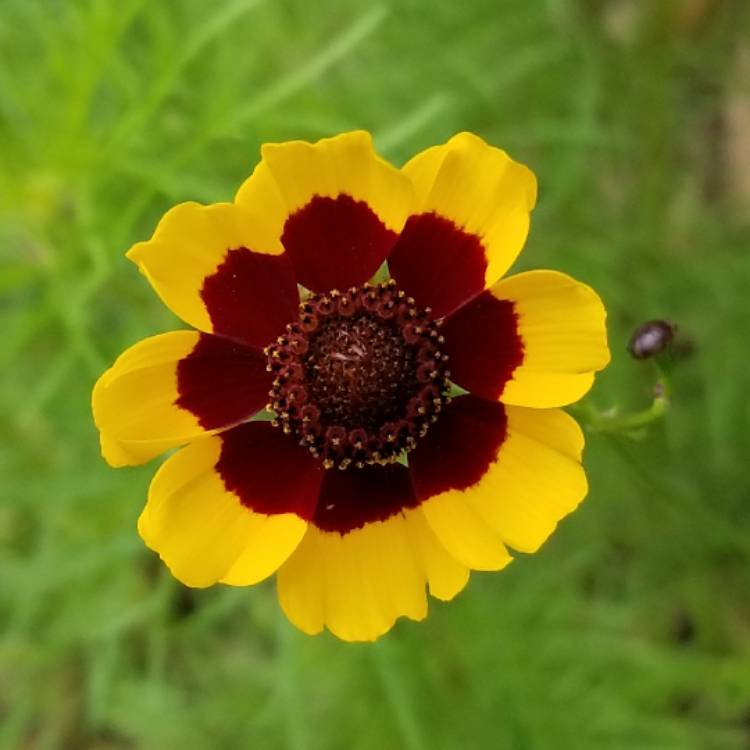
277,519,430,643
260,129,375,160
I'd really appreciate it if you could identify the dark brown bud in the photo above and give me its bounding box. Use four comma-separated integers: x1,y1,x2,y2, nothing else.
627,320,675,360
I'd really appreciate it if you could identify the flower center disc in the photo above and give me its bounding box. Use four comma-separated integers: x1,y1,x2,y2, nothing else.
266,281,451,469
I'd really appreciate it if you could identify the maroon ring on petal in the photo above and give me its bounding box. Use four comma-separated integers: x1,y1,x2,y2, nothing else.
409,394,508,500
312,463,419,534
388,212,488,319
216,421,324,518
201,247,299,348
440,290,524,401
176,333,273,430
281,194,399,293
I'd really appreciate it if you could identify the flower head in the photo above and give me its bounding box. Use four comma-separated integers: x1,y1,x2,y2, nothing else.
92,131,610,642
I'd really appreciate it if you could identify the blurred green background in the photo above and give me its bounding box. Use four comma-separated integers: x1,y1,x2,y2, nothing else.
2,0,750,748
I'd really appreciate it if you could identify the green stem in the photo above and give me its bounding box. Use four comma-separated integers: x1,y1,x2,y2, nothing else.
574,360,672,435
585,392,669,433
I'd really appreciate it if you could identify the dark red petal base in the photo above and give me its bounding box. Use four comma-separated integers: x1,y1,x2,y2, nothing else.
281,194,398,293
312,463,418,533
441,291,524,401
214,396,508,535
217,421,324,517
175,333,272,430
388,212,488,318
409,394,508,500
201,247,299,348
218,424,418,534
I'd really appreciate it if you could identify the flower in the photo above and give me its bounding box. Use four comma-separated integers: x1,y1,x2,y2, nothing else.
92,131,610,642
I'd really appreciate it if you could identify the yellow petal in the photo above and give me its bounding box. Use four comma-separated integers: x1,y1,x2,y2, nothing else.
462,406,588,554
92,331,270,467
277,517,428,642
92,331,202,467
139,436,308,588
220,514,310,587
410,395,588,563
127,201,297,346
494,270,610,407
236,131,414,292
403,132,537,288
420,493,514,572
237,130,412,234
404,508,470,601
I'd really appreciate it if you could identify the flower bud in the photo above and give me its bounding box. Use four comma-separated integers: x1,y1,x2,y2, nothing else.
627,320,675,360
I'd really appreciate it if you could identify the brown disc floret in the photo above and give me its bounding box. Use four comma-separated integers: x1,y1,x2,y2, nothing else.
265,281,451,469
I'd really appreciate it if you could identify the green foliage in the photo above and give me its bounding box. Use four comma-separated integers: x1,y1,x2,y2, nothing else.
2,0,750,747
